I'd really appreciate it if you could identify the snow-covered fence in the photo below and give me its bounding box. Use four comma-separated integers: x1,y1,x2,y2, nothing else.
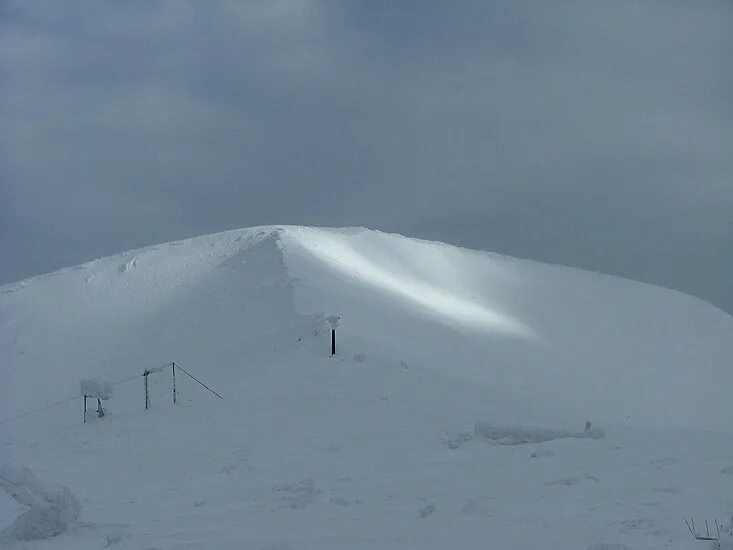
685,517,727,544
143,364,170,410
1,362,220,426
80,378,113,423
144,362,221,410
173,363,223,400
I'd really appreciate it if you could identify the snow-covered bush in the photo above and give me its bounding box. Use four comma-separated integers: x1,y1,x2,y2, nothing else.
0,464,80,541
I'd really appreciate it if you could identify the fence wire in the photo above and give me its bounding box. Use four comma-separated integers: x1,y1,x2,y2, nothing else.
0,363,174,425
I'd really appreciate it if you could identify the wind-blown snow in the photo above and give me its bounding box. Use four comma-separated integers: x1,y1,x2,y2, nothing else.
1,225,732,549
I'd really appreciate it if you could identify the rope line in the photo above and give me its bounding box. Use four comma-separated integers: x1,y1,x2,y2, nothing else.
0,364,169,425
0,395,78,425
174,363,223,400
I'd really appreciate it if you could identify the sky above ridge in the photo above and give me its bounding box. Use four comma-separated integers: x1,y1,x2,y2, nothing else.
1,0,732,313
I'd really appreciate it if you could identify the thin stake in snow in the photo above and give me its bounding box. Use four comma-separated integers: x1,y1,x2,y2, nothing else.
172,362,177,405
144,369,150,410
326,315,339,356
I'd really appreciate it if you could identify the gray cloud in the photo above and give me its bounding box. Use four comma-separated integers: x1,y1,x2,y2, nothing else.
1,0,732,313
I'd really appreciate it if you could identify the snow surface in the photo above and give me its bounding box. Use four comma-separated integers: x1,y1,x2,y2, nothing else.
1,225,732,549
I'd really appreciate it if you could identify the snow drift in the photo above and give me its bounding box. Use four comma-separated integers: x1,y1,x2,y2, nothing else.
474,423,605,445
0,465,80,541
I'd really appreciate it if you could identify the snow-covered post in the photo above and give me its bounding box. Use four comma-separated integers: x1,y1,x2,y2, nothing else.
326,315,340,356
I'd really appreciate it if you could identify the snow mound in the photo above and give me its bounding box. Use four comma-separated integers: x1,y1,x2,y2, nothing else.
0,465,80,541
80,378,113,400
474,423,605,445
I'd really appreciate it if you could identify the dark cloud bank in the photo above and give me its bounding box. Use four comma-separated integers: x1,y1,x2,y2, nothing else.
1,1,732,313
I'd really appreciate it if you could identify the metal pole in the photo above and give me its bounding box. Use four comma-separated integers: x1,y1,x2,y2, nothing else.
83,396,87,423
172,362,177,405
331,329,336,356
144,371,149,410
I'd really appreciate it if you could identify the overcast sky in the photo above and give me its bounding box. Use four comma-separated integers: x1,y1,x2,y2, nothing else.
1,0,732,313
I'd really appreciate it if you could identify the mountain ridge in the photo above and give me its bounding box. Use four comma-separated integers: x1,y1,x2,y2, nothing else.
3,224,730,322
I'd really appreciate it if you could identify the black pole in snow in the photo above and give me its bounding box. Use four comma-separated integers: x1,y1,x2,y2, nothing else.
172,362,177,405
144,371,150,410
331,329,336,356
83,396,87,423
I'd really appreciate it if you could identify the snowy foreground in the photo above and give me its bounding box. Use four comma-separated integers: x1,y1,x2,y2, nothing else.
1,226,732,549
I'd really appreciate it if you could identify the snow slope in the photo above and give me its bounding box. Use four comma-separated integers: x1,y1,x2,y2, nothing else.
1,226,732,549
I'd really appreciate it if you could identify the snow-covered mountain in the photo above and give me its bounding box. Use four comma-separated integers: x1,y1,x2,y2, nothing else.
2,226,732,549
